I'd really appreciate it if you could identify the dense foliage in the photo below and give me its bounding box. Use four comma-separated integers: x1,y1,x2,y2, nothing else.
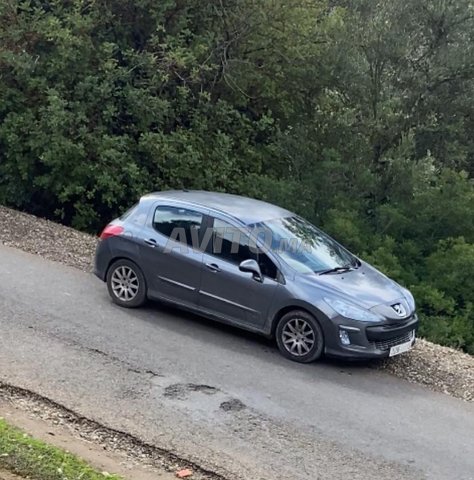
1,0,473,352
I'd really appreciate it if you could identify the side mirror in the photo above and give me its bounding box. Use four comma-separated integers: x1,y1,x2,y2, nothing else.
239,259,263,282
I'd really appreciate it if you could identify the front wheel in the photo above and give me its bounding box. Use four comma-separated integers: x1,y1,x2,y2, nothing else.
276,310,324,363
106,259,147,308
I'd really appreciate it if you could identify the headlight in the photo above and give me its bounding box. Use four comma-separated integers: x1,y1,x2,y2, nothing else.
324,297,383,323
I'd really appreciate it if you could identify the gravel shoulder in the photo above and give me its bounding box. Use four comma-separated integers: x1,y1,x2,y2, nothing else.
0,205,472,402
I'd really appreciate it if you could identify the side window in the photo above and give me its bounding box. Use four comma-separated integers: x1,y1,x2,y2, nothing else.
258,252,278,280
210,219,256,264
210,219,278,279
153,205,203,247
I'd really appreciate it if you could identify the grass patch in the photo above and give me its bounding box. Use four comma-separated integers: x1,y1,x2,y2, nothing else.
0,418,122,480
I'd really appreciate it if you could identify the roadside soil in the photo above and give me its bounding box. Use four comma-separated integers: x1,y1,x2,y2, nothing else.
0,469,23,480
0,408,173,480
0,205,473,402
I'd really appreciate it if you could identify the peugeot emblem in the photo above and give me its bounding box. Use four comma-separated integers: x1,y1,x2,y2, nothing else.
392,303,407,317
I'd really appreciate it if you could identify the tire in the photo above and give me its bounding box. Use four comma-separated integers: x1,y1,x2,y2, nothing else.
276,310,324,363
106,259,147,308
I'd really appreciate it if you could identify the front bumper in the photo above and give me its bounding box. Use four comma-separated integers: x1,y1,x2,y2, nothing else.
324,313,419,359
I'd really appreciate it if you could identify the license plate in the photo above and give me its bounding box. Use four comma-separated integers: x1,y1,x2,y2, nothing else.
389,338,413,357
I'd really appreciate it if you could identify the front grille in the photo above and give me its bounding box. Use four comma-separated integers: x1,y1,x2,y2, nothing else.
373,330,414,351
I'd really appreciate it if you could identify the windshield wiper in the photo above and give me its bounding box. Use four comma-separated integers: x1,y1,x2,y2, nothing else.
318,265,354,275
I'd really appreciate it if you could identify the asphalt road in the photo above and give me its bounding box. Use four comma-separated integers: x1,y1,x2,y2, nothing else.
0,244,473,480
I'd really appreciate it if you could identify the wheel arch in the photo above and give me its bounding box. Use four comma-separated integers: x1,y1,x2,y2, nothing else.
270,301,327,338
105,256,143,282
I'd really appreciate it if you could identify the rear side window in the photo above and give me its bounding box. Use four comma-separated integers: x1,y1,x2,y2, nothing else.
153,205,203,247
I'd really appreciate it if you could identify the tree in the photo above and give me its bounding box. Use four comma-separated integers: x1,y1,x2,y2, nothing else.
0,0,473,351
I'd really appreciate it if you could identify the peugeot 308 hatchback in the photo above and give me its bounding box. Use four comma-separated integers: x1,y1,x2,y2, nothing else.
95,190,418,363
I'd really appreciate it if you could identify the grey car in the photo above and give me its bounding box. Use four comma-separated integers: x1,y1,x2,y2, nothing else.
94,190,418,363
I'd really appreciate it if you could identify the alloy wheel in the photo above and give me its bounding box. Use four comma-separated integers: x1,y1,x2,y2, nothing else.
281,318,316,357
111,265,140,302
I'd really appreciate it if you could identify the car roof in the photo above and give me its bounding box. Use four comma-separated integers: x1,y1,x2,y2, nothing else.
141,190,293,225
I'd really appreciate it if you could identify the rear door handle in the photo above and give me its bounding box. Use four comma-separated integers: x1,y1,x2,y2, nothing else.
205,263,221,273
144,238,157,248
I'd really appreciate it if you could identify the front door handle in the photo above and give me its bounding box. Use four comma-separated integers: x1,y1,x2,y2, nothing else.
205,263,221,273
144,238,157,248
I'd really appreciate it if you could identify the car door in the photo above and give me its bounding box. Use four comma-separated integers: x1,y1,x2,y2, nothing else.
139,203,207,308
198,216,280,329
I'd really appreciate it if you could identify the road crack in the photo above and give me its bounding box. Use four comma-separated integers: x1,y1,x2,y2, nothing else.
24,324,163,379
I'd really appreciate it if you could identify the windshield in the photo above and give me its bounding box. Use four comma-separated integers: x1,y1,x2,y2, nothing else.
250,216,358,274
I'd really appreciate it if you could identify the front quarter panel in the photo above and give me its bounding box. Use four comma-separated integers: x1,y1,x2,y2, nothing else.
264,273,337,338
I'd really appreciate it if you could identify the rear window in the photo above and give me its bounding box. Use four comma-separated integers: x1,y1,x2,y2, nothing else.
120,203,147,226
120,203,139,220
153,205,203,247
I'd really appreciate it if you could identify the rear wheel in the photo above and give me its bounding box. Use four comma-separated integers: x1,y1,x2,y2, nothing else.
276,310,324,363
106,259,147,308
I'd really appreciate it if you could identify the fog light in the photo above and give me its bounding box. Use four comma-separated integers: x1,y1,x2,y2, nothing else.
339,329,351,345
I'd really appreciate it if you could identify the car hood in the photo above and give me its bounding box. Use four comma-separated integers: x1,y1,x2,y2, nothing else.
297,262,406,310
